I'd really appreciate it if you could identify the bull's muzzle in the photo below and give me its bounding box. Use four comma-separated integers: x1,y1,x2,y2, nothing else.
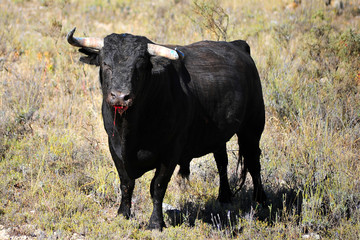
107,90,132,108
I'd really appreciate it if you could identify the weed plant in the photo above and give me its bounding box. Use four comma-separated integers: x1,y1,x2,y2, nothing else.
1,0,359,239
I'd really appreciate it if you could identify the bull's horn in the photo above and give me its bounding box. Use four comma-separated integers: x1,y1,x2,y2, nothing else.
147,43,179,60
67,27,104,49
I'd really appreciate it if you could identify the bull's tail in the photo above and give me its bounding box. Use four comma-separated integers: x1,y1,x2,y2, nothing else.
233,150,247,196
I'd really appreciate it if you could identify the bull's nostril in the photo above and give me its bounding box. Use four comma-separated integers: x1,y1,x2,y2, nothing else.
108,91,131,106
110,91,116,99
123,95,130,101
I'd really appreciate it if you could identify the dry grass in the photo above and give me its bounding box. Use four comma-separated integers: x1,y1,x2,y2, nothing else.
1,0,360,239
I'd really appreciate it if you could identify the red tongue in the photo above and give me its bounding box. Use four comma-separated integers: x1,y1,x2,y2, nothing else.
114,106,124,114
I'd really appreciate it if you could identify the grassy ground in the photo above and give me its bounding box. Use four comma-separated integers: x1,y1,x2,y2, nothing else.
1,0,360,239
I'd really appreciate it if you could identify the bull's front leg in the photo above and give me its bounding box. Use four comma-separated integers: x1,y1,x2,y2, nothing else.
148,163,176,231
118,172,135,218
109,140,135,218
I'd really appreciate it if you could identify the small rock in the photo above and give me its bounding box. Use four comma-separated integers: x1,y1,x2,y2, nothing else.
319,77,328,84
70,233,85,240
162,203,177,212
0,225,10,240
34,229,47,240
302,233,320,239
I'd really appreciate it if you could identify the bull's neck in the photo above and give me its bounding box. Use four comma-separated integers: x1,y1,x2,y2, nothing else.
140,68,179,110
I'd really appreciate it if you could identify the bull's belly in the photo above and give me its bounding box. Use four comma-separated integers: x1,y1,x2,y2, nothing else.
184,125,236,158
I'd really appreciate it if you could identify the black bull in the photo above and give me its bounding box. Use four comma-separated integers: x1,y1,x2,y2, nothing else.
67,28,266,230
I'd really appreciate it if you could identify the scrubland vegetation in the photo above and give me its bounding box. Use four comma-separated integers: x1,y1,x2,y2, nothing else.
1,0,359,239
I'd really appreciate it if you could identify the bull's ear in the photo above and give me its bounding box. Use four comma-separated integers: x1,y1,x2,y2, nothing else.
150,56,171,74
79,48,100,66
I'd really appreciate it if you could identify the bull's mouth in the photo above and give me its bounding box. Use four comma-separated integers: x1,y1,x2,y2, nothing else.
114,105,129,115
112,105,128,136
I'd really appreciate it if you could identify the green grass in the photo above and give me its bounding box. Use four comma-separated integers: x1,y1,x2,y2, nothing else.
1,0,360,239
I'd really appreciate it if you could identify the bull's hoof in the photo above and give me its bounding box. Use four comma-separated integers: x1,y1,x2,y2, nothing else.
147,220,166,231
118,205,131,219
254,189,267,206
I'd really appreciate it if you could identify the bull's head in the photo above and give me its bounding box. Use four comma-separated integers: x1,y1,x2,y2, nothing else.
67,28,179,114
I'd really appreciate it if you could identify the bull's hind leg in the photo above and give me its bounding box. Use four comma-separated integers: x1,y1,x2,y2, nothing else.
237,132,266,204
213,145,232,203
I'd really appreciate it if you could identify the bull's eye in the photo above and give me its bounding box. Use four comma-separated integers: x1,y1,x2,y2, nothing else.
103,63,111,71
